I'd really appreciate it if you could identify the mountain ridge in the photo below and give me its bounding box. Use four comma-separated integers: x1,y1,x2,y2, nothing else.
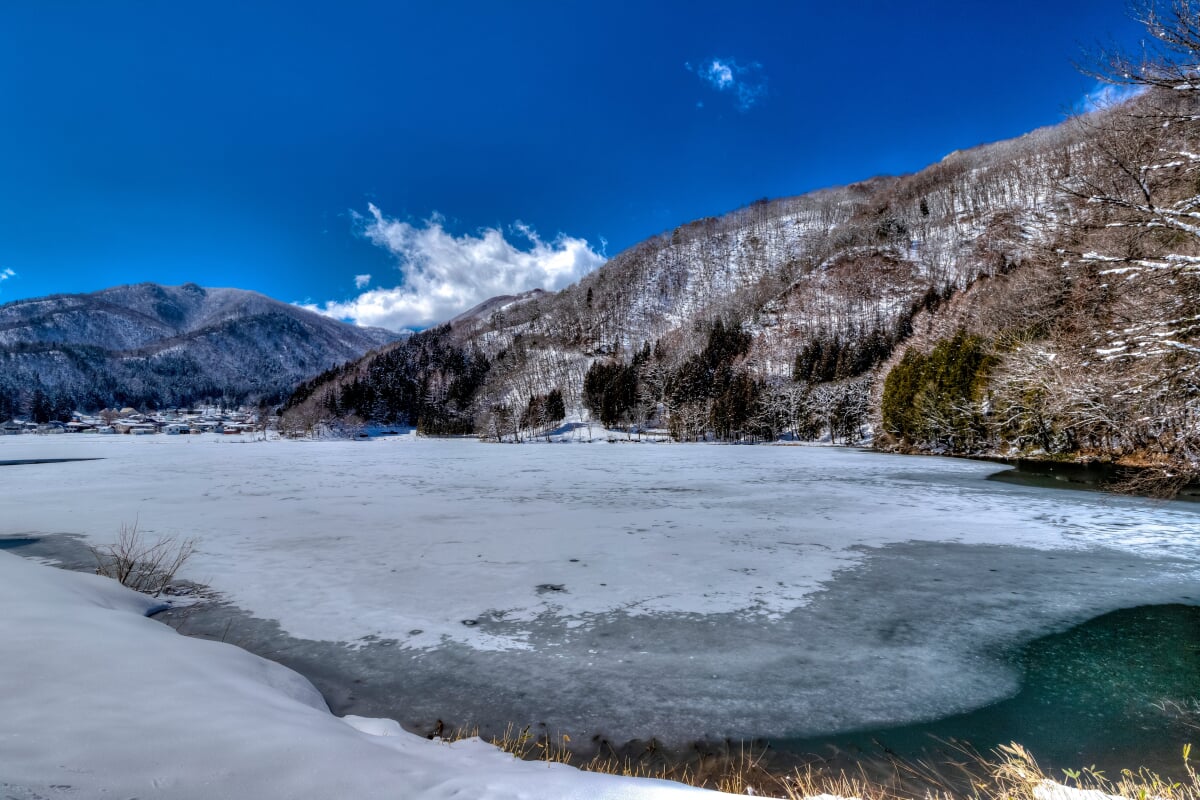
0,282,401,415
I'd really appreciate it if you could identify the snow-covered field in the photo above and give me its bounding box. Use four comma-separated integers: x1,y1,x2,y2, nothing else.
2,433,1199,794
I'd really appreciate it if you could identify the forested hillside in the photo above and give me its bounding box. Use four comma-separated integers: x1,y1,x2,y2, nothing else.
283,6,1200,493
284,121,1070,436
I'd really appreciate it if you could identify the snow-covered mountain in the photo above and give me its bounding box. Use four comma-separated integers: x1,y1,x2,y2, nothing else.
284,85,1199,492
0,283,400,412
282,118,1080,434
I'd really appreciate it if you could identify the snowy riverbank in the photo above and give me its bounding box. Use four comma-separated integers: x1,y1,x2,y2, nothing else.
0,550,739,799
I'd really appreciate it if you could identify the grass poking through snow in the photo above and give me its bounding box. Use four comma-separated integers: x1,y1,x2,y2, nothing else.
446,726,1198,800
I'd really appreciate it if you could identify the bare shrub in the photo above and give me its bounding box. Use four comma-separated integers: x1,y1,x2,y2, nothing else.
1111,464,1196,500
90,521,196,596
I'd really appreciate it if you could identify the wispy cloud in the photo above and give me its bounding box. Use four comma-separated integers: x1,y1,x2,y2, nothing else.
0,267,15,289
303,204,606,331
687,57,767,111
1078,82,1145,113
354,273,371,289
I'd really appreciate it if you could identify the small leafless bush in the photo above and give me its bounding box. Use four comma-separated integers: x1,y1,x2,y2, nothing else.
90,520,196,596
1111,463,1196,500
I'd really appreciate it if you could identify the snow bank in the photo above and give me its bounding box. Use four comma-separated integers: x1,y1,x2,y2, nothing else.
0,551,736,799
1034,781,1127,800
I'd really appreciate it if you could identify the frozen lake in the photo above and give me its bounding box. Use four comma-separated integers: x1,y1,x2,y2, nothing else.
2,434,1198,767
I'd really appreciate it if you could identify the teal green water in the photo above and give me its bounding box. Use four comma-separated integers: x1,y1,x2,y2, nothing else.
779,604,1200,779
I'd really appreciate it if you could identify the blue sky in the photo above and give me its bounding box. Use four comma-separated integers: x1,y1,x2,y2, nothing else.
0,1,1143,329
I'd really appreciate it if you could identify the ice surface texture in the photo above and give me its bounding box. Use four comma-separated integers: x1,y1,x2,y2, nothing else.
2,434,1197,744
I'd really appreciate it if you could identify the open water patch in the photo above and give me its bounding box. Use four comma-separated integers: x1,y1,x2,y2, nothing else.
988,459,1200,501
777,603,1200,779
0,536,40,550
0,458,103,467
0,533,95,570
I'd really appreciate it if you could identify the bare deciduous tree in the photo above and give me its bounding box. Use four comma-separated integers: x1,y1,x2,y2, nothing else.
1058,0,1200,491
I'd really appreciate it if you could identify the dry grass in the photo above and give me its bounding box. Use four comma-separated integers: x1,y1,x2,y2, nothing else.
442,727,1198,800
442,724,787,794
987,742,1199,800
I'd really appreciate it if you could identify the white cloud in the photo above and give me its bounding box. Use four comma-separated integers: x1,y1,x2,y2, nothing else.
354,273,371,289
688,57,767,111
0,268,15,288
1079,82,1145,113
705,60,734,90
305,205,606,331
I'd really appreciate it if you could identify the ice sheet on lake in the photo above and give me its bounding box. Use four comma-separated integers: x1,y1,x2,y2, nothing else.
3,435,1196,649
2,434,1198,742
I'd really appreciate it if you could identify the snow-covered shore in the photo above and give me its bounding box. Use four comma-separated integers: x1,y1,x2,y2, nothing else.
0,550,736,799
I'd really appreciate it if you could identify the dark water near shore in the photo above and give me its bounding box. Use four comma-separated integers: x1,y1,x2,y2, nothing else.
776,603,1200,780
0,532,93,566
0,457,102,467
988,458,1200,501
